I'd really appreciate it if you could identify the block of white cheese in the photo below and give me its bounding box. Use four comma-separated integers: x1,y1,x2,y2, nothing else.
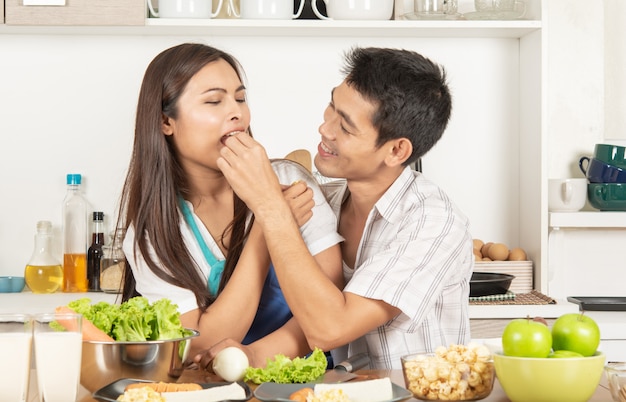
162,382,247,402
313,377,393,402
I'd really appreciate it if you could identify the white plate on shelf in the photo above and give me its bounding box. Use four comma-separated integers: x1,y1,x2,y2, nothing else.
402,12,462,21
462,10,524,20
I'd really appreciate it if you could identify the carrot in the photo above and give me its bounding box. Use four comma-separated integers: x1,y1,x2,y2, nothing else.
55,305,115,342
289,387,313,402
126,382,202,392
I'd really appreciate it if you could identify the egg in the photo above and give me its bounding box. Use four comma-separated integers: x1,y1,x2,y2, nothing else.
508,247,528,261
473,239,484,251
212,346,249,382
480,242,493,259
473,248,483,261
488,243,509,261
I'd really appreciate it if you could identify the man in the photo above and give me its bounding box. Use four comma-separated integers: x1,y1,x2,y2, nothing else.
216,47,474,369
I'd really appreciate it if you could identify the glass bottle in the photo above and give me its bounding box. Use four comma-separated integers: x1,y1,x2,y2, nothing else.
100,228,126,294
62,173,90,292
24,221,63,293
87,211,105,292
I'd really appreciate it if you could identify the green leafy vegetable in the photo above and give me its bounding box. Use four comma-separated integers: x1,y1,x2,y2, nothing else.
244,348,327,384
67,296,187,342
151,298,187,340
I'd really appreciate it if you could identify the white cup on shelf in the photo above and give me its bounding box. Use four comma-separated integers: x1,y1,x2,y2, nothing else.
147,0,224,18
238,0,305,19
548,178,587,212
312,0,394,20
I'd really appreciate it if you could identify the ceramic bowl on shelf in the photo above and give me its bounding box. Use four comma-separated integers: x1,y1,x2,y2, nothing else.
0,276,26,293
579,157,626,183
494,352,605,402
594,143,626,170
587,183,626,211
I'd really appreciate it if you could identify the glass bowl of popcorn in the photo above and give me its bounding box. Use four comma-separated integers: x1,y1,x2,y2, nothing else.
401,344,495,401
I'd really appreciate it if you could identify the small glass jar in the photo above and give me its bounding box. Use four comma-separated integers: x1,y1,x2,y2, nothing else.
99,229,126,293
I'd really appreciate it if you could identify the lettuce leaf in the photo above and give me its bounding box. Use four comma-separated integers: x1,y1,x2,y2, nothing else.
244,348,327,384
67,296,185,342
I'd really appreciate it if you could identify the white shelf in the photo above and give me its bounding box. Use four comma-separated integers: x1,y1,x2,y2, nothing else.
549,211,626,228
0,18,541,38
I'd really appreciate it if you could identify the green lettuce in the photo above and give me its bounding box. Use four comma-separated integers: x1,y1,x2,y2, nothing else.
244,348,327,384
67,296,186,342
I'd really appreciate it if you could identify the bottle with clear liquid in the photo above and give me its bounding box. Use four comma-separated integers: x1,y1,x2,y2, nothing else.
62,173,90,292
87,211,105,292
100,228,126,293
24,221,63,293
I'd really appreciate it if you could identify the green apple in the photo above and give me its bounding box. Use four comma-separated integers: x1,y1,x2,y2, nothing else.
502,317,552,358
548,350,584,358
551,313,600,357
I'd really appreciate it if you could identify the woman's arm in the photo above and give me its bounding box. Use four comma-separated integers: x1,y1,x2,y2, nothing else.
193,243,343,368
182,182,317,357
181,221,270,357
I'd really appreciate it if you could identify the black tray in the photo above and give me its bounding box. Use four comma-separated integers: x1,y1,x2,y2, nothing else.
469,272,515,297
567,296,626,311
93,378,252,402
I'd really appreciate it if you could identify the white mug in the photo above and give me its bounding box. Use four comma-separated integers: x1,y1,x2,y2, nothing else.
312,0,394,20
548,178,587,212
234,0,304,20
147,0,223,18
237,0,305,19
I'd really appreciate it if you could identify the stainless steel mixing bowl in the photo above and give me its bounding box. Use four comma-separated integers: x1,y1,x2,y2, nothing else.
80,329,199,393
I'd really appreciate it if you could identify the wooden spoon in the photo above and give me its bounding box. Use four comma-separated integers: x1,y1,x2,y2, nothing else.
284,149,312,172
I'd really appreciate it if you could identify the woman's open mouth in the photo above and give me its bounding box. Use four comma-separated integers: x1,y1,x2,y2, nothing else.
221,130,246,144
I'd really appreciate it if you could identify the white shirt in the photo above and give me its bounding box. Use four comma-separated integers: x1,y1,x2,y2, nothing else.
324,166,474,369
124,160,343,314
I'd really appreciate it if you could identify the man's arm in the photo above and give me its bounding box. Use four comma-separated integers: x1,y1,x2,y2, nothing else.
217,134,400,351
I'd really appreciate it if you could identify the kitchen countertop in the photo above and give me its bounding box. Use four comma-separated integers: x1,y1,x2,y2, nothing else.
0,291,581,318
26,367,615,402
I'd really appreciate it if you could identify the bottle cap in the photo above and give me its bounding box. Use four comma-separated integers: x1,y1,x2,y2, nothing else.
66,174,82,185
36,220,53,234
93,211,104,221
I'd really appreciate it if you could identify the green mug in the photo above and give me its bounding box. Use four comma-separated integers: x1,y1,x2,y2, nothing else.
587,183,626,211
593,143,626,169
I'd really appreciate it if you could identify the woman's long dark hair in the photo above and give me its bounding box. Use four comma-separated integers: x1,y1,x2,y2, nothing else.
118,43,251,313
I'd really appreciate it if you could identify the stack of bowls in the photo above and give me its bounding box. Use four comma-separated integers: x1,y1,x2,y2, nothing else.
579,144,626,211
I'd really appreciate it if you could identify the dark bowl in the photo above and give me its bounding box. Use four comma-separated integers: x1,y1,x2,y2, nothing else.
470,272,515,297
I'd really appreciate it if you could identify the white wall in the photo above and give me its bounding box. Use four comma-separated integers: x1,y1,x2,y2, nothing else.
0,32,524,275
1,0,621,280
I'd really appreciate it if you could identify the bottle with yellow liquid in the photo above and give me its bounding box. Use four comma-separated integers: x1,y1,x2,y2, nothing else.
62,173,90,292
24,221,63,293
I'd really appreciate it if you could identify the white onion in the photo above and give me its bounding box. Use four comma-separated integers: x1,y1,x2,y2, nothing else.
212,346,250,382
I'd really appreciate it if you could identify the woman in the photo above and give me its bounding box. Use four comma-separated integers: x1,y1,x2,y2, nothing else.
117,43,343,366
